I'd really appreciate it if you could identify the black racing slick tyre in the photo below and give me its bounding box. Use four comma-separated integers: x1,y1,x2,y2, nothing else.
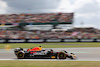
57,52,66,59
17,51,25,59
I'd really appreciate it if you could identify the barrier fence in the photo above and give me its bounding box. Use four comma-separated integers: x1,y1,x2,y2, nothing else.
0,39,100,43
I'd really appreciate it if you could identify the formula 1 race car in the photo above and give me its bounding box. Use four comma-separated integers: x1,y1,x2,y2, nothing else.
14,47,77,59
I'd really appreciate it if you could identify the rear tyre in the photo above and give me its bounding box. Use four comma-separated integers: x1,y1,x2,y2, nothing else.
57,52,66,59
14,47,23,55
17,51,25,59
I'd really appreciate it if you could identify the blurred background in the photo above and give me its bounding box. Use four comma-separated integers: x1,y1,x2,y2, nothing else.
0,0,99,42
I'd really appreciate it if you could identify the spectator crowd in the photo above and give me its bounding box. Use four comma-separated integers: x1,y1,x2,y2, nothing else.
0,13,73,23
0,27,100,39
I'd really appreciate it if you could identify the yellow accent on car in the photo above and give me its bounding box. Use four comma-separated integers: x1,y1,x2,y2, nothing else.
51,56,56,59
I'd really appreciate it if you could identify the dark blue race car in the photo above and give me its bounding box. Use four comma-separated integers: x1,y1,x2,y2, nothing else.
14,47,77,59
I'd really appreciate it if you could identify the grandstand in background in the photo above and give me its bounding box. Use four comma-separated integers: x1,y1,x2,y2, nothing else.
0,13,73,31
0,12,100,42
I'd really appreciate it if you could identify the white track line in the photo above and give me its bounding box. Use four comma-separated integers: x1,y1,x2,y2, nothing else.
0,59,100,61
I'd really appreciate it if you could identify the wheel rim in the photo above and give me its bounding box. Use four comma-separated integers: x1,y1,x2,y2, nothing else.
58,52,66,59
17,52,24,59
60,53,64,57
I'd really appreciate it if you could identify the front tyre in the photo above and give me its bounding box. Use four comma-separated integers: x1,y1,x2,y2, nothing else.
57,52,66,59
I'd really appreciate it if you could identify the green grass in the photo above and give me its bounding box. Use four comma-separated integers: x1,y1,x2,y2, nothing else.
0,42,100,49
0,61,100,67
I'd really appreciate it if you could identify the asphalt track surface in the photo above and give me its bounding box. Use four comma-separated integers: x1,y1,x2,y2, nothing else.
0,47,100,61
